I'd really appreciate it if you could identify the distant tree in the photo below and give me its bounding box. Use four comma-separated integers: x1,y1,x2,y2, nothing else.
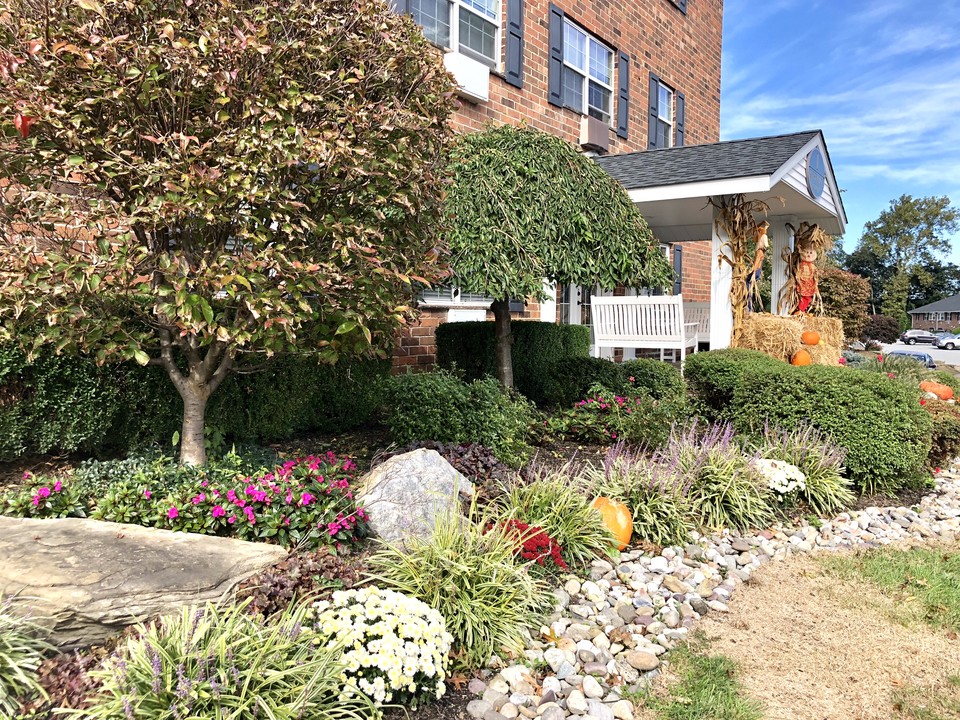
444,125,673,388
819,267,870,340
848,195,959,323
908,259,960,310
0,0,455,465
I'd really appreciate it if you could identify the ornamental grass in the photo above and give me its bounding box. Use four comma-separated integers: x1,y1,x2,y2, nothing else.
0,600,52,718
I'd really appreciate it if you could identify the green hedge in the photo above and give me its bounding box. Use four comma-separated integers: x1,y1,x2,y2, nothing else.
683,349,786,422
731,363,931,494
435,321,590,405
0,346,389,461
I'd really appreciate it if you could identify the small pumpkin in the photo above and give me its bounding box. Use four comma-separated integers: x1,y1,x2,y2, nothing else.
791,349,812,366
801,330,821,345
591,497,632,551
919,380,955,401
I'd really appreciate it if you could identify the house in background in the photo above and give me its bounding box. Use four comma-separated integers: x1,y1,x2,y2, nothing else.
909,295,960,332
391,0,846,368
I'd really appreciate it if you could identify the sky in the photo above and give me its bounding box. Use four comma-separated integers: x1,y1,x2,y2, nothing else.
720,0,960,262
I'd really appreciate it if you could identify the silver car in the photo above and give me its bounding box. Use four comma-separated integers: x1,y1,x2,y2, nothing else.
936,333,960,350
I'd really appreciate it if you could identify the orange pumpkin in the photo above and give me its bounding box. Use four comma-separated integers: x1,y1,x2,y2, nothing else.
919,380,955,401
801,331,821,346
591,497,632,550
791,349,812,366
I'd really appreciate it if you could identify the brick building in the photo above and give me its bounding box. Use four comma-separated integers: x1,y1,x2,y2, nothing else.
391,0,847,368
393,0,723,370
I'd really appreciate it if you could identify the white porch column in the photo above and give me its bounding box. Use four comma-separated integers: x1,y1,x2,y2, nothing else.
539,280,557,322
709,203,733,349
768,216,797,315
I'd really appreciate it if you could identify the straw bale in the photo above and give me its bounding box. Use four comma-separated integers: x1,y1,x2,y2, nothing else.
803,316,844,348
739,313,803,362
806,342,841,367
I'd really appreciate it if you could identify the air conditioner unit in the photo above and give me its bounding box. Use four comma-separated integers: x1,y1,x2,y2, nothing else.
443,51,490,104
580,114,610,153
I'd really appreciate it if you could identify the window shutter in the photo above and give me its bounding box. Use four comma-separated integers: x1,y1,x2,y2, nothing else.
675,91,685,147
505,0,524,88
675,0,688,14
672,244,683,295
647,73,660,149
509,298,526,313
548,4,564,107
616,51,629,139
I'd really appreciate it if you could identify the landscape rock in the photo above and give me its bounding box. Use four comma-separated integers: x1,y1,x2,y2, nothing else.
0,516,286,649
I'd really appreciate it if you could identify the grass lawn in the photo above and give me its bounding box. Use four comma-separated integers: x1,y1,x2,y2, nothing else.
822,545,960,633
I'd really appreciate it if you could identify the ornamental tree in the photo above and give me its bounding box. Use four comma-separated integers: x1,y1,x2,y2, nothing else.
0,0,455,464
445,125,673,388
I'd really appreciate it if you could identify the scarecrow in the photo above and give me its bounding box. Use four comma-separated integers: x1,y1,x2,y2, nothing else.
777,221,832,316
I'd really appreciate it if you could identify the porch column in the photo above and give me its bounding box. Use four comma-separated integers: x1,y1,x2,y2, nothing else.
709,202,733,349
768,216,797,315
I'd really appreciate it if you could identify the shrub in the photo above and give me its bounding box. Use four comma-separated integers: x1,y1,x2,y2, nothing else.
862,314,901,342
546,384,685,448
856,354,930,384
77,602,379,720
541,356,627,408
0,601,52,717
312,587,452,707
732,364,931,495
2,474,87,519
659,422,773,533
587,443,692,547
683,349,786,422
819,267,870,341
923,400,960,472
436,321,591,405
621,358,686,401
368,507,551,669
385,372,534,467
754,424,853,516
499,468,614,566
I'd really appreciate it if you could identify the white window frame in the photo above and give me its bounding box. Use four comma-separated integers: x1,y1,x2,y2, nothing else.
653,79,675,148
411,0,502,67
561,19,614,125
419,285,494,309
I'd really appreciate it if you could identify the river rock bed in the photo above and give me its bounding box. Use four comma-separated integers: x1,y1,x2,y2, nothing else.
465,472,960,720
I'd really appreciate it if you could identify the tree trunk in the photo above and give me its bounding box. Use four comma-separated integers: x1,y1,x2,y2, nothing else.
178,381,210,466
492,299,514,389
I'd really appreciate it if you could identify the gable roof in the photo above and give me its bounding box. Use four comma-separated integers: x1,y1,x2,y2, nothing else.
908,294,960,314
594,130,821,190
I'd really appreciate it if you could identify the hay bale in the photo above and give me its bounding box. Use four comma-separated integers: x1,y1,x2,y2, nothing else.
803,316,844,348
739,313,803,362
806,342,841,367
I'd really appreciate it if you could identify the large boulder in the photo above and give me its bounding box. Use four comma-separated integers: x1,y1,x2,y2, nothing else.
357,448,473,545
0,516,286,649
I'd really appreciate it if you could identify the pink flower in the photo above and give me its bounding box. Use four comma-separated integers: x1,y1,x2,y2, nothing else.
877,355,883,362
211,505,226,518
167,507,179,520
226,489,238,503
53,480,62,493
38,487,51,498
227,515,236,524
628,376,635,382
191,493,206,505
299,492,314,506
888,373,895,379
143,489,152,499
31,495,40,507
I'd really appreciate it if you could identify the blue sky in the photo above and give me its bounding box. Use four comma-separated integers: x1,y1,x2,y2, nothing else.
721,0,960,261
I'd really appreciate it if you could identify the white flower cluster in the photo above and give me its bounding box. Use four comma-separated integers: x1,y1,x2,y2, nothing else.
754,458,806,501
312,586,452,706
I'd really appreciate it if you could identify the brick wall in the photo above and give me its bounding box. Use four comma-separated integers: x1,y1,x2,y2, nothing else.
392,0,723,372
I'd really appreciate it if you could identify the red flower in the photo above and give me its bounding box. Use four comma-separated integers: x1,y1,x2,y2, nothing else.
13,113,34,138
920,399,927,405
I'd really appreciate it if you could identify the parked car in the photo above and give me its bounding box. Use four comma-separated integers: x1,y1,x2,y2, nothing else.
936,334,960,350
886,350,937,369
899,329,939,345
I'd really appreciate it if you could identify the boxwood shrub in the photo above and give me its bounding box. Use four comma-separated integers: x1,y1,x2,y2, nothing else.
732,363,931,495
435,321,590,405
683,349,786,422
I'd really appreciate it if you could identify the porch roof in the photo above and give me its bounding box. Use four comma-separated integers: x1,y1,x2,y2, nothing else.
594,130,846,242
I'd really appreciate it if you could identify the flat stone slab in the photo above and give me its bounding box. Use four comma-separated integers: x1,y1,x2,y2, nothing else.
0,516,287,649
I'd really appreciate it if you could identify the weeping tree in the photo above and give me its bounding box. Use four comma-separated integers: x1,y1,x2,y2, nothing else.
0,0,454,465
445,125,673,388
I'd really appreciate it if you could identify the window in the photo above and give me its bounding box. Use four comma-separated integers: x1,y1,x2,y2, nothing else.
653,80,674,148
419,285,493,306
560,20,614,123
648,73,685,148
411,0,500,65
669,0,688,14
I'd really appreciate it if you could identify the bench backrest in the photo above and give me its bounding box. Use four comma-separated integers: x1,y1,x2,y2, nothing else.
592,295,686,342
683,301,710,336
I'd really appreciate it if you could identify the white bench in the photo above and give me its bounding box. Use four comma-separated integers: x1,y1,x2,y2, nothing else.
590,294,698,363
683,301,710,341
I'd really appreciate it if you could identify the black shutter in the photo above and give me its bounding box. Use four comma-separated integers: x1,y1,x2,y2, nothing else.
616,51,629,139
548,4,564,107
675,91,685,147
509,297,526,313
648,73,660,149
505,0,524,88
672,244,683,295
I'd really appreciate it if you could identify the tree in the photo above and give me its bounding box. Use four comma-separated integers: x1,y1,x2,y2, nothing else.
848,194,959,320
0,0,455,464
444,125,673,388
908,259,960,311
